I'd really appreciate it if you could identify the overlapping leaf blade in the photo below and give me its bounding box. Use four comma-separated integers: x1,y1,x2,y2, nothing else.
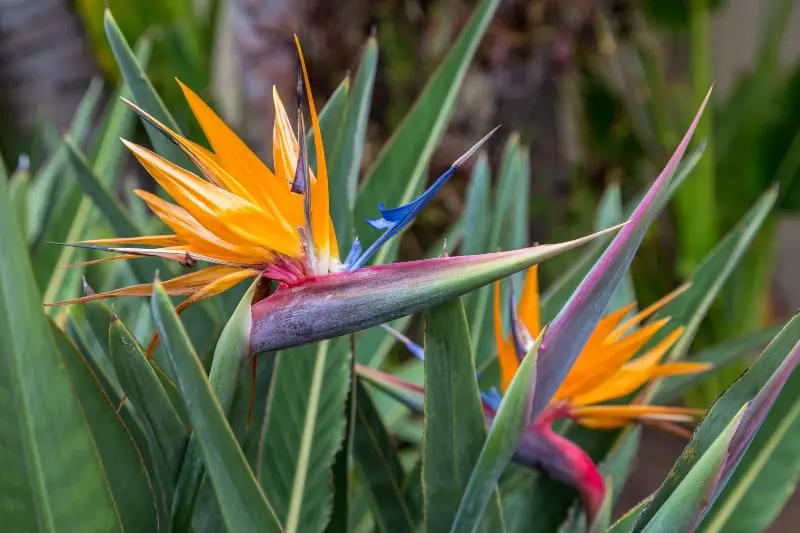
353,380,417,533
258,337,353,533
531,91,711,418
632,313,800,531
151,281,282,533
450,335,538,533
51,322,159,532
0,169,123,531
423,298,502,531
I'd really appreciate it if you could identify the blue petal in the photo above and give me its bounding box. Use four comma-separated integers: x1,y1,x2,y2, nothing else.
346,127,499,271
480,387,503,411
343,238,362,270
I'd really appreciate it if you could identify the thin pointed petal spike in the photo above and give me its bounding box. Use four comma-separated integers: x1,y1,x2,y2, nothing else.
348,128,498,270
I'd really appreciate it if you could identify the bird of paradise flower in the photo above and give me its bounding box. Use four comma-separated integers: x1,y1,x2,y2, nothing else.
360,265,711,521
48,37,618,355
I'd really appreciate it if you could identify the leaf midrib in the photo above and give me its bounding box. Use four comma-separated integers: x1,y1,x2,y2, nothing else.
285,340,330,533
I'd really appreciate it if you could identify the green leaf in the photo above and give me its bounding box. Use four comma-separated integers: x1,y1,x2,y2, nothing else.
43,43,145,306
65,138,144,239
467,135,522,366
104,8,191,169
325,347,357,533
353,0,501,265
451,335,539,532
631,313,800,531
460,153,492,256
171,280,261,532
51,322,159,532
423,298,503,531
28,78,104,247
151,281,282,533
641,406,747,533
8,168,29,242
0,165,123,530
699,342,800,532
588,478,613,533
329,38,378,241
650,186,778,364
353,380,417,533
308,77,350,177
109,316,187,479
593,182,636,312
258,337,352,533
608,499,649,533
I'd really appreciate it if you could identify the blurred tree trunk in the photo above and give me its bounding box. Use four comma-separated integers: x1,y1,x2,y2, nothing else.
0,0,98,154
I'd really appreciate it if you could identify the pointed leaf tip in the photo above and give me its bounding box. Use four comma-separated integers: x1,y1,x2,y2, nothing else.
531,93,711,418
251,226,621,353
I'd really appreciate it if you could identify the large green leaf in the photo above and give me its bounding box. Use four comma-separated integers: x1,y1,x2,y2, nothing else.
699,342,800,531
642,407,747,533
109,315,187,478
328,38,378,241
353,0,501,265
104,8,191,169
28,78,104,248
51,322,158,532
151,281,282,532
43,42,146,307
467,136,522,365
353,380,417,533
423,298,502,531
451,336,539,532
0,166,123,530
325,347,357,533
655,326,782,404
170,280,260,532
631,314,800,531
258,337,352,533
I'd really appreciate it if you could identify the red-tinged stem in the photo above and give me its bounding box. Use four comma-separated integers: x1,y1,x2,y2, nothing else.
514,425,605,524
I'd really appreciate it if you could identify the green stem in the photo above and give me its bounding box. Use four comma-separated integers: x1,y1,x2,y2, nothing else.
674,0,717,277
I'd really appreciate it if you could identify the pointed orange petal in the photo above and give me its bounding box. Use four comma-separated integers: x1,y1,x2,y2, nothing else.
557,318,671,398
518,265,541,337
122,97,263,206
177,80,289,213
572,404,703,429
570,329,689,406
134,190,269,266
80,234,183,246
126,141,301,258
648,362,712,378
494,280,519,393
608,284,690,342
295,36,332,270
48,266,244,305
624,327,684,371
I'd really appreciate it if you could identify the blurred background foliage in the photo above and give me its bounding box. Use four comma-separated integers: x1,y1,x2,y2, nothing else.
1,0,799,520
